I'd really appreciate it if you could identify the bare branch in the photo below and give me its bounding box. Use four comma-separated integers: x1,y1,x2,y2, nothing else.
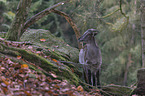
22,2,65,34
119,0,129,18
102,8,120,18
51,9,81,48
22,1,81,48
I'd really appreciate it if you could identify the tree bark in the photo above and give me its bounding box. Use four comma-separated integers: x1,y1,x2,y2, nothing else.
6,0,32,41
141,0,145,67
132,68,145,95
123,54,132,86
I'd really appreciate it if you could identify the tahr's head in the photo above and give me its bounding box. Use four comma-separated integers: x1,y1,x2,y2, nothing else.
78,29,99,43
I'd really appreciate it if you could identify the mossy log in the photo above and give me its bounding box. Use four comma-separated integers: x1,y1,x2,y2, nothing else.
0,40,81,86
101,85,133,96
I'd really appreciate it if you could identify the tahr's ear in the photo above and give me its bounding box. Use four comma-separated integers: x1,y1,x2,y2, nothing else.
93,32,98,36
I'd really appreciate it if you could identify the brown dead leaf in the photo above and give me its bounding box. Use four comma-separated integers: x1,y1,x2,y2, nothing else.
6,58,14,64
61,88,70,92
53,46,59,48
0,66,5,71
36,51,41,54
64,91,75,96
52,79,61,83
50,73,57,78
76,85,83,92
54,84,60,89
19,74,25,78
1,83,7,87
46,77,52,83
21,64,29,69
1,78,10,86
17,56,21,59
2,87,8,94
52,59,58,63
52,93,59,96
28,46,33,49
24,91,32,96
71,68,74,73
47,90,53,94
40,38,46,42
19,69,25,73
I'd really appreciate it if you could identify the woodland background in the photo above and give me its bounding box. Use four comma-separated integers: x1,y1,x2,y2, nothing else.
0,0,143,89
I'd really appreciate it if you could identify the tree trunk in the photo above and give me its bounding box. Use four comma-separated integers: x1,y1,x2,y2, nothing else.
132,68,145,95
6,0,32,41
141,0,145,67
123,54,132,86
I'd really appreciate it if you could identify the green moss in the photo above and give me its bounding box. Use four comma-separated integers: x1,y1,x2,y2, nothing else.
0,42,80,85
20,29,79,62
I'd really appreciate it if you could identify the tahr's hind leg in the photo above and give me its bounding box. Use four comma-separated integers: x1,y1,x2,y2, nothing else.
96,69,101,88
94,71,97,87
91,71,94,86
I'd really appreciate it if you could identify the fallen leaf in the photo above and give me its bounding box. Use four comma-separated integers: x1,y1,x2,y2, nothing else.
19,74,25,78
54,46,59,48
71,68,74,73
52,59,58,63
40,38,46,42
24,91,32,96
50,72,57,78
76,85,83,92
1,78,10,86
64,91,74,96
47,77,52,83
52,93,59,96
0,66,5,71
17,56,21,59
28,46,33,49
2,87,8,94
0,37,4,40
47,90,53,94
1,83,7,87
6,58,14,64
36,51,41,54
61,88,70,92
54,84,60,89
21,64,29,69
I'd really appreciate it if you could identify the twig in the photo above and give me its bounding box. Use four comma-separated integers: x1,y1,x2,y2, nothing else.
51,9,81,49
79,81,112,96
59,60,88,66
102,8,120,18
119,0,129,18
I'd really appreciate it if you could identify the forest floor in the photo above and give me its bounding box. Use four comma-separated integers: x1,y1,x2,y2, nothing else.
0,57,102,96
0,38,101,96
